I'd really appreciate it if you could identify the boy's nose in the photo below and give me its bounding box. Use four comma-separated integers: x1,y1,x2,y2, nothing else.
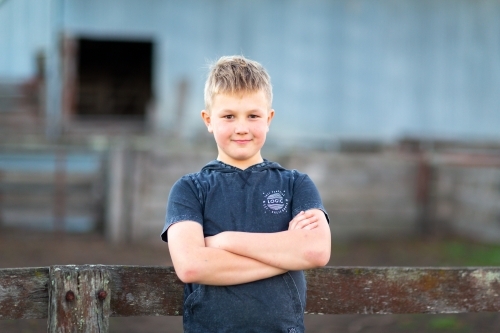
234,120,249,134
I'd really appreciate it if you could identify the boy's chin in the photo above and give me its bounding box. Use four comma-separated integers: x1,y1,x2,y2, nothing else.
220,152,263,166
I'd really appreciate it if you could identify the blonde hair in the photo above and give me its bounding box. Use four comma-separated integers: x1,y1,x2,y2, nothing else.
204,55,273,110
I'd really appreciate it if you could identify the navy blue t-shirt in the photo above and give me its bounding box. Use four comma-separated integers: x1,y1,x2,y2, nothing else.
161,160,328,333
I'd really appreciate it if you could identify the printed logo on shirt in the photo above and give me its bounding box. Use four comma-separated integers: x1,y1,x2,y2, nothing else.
263,190,288,214
288,328,297,333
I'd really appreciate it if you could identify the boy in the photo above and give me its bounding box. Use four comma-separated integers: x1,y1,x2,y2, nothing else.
161,55,331,333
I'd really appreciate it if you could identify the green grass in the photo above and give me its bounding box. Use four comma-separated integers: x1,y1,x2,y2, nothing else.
395,314,475,332
442,241,500,266
428,316,469,332
329,237,500,267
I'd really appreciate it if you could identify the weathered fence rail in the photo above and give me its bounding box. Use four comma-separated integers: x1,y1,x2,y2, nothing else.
1,265,500,332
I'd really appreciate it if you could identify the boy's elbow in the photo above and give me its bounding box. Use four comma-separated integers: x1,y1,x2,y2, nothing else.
304,242,331,268
317,249,330,267
304,232,331,268
306,249,330,267
174,265,202,283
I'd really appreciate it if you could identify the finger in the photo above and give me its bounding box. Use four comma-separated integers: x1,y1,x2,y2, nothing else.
297,212,319,226
289,211,321,230
302,221,319,230
294,215,319,230
289,211,305,230
303,210,319,221
295,218,314,230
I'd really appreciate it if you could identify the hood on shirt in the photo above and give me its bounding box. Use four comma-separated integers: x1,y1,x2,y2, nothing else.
201,159,286,173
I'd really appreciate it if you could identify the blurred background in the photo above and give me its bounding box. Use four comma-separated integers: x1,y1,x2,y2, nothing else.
1,0,500,332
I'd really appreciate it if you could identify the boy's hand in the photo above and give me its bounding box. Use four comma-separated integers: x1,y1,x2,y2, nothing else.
206,210,322,248
288,210,319,230
201,209,330,271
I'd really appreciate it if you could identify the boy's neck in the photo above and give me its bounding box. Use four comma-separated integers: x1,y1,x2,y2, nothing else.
216,154,264,170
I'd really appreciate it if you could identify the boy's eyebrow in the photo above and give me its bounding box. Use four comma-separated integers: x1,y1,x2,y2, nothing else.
219,108,266,113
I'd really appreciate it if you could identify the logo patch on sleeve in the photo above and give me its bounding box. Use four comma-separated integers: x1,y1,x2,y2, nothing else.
263,190,288,214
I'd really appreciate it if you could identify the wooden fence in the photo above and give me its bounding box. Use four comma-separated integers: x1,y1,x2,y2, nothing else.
1,265,500,332
0,149,104,232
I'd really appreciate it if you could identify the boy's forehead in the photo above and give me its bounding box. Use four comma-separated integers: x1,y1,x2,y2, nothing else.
212,90,270,107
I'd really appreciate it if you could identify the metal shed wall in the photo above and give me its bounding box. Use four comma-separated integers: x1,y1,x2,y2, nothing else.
0,0,499,146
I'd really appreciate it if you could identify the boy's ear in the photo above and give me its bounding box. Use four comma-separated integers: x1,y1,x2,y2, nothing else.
201,110,213,133
266,109,275,130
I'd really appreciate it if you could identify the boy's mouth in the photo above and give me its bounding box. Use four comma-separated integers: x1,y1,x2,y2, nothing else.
233,139,252,144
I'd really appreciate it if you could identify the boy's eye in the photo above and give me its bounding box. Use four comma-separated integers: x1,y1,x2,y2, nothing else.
223,115,234,119
249,114,259,119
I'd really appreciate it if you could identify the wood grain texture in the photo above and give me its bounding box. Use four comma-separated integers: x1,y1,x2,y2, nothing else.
48,265,110,333
0,267,49,319
2,265,500,321
107,265,184,317
305,267,500,314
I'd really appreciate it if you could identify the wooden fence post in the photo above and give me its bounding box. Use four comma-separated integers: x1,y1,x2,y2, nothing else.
48,265,110,333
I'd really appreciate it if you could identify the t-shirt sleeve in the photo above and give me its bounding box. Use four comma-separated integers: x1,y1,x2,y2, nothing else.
160,176,204,242
291,172,330,223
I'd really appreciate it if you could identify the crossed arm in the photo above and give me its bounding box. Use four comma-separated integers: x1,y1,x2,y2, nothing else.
167,209,331,286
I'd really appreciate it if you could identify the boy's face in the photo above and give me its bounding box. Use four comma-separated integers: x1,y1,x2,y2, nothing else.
201,90,274,170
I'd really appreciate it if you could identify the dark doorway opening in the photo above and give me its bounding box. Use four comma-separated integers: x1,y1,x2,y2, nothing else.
76,39,153,121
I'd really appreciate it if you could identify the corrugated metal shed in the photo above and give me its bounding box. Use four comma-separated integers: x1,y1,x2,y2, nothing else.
0,0,499,146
